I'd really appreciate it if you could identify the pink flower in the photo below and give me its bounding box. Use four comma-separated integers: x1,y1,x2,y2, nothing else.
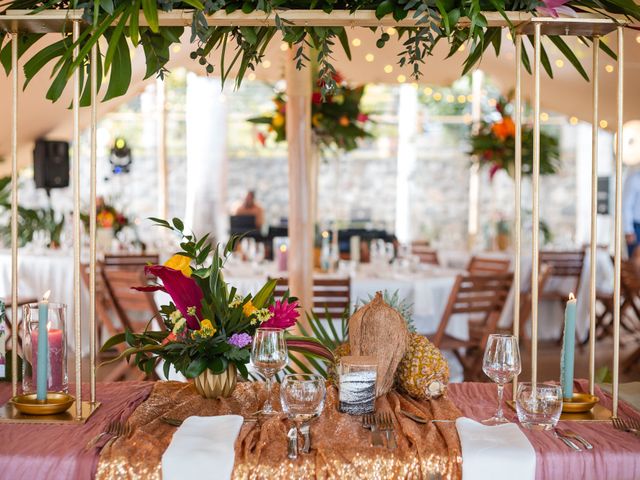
537,0,576,18
134,265,203,330
357,113,369,123
262,299,300,329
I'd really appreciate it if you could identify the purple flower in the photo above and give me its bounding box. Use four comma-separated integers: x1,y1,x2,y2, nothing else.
227,333,252,348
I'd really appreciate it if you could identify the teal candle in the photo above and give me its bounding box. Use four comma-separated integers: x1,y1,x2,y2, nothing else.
560,293,577,400
36,291,50,401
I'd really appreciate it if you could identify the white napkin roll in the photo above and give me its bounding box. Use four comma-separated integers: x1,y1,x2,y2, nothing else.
455,417,536,480
162,415,244,480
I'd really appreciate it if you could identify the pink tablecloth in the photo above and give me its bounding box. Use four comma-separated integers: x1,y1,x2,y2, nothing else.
0,382,153,480
448,380,640,480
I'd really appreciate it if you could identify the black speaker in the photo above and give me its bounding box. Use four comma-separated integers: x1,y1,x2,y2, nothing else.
34,139,70,190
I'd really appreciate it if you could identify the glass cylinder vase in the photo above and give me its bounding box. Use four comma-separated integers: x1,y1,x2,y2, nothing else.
22,302,68,395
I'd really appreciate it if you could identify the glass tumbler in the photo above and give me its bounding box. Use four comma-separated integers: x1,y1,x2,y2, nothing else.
516,382,563,430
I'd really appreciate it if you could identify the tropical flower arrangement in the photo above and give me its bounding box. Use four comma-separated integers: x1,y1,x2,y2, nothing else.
248,72,372,152
469,95,560,179
101,217,332,388
81,197,130,236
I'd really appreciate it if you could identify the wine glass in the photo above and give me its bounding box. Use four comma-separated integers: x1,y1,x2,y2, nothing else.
251,328,288,414
280,374,326,458
482,334,521,425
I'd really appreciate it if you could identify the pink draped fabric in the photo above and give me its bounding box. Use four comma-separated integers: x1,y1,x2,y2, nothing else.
0,382,152,480
448,380,640,480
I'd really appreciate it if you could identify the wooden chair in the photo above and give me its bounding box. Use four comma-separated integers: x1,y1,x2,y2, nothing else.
596,259,640,342
100,260,160,381
430,272,513,380
466,256,510,275
103,254,159,269
539,250,585,301
2,297,38,352
411,243,439,266
272,277,351,320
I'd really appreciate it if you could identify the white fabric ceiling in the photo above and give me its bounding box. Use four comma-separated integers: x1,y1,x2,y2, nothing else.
0,26,638,175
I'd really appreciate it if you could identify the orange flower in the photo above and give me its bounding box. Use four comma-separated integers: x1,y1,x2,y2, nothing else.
339,115,349,127
491,117,516,140
97,210,115,228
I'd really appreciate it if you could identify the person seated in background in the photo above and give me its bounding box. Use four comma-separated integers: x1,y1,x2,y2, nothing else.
234,190,264,230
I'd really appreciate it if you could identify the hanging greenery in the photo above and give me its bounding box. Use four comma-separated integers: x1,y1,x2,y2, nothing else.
0,0,638,105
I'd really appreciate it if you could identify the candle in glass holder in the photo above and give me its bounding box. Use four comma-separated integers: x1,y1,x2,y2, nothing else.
338,356,377,415
276,244,288,272
36,291,50,400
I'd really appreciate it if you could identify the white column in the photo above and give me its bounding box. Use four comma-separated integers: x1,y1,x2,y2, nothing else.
395,84,418,244
467,70,484,249
185,74,228,241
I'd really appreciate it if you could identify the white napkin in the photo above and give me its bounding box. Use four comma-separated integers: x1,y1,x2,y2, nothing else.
455,417,536,480
162,415,243,480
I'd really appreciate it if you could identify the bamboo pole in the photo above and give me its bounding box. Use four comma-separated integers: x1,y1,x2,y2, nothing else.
10,33,18,397
89,42,98,405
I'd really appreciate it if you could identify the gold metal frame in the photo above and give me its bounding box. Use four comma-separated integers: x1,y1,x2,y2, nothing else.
1,10,627,419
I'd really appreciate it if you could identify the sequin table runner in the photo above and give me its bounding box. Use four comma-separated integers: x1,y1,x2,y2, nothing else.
96,381,463,480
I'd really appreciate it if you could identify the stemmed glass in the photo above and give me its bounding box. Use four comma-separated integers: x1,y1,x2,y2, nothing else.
482,334,521,425
251,328,288,414
280,374,326,458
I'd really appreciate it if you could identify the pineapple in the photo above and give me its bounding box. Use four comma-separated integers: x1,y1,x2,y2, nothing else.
396,333,449,399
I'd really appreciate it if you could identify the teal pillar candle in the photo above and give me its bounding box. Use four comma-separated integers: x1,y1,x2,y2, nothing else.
560,293,577,400
36,291,50,401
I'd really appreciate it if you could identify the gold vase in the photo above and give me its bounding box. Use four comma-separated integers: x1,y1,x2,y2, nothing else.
193,364,237,399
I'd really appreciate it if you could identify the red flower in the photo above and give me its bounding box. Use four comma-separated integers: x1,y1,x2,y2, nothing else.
332,71,344,84
142,265,203,330
312,92,323,105
257,132,266,146
262,299,299,329
357,113,369,123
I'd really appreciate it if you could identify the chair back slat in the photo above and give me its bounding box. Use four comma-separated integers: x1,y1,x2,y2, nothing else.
271,277,350,320
539,250,585,299
411,243,439,265
467,256,510,275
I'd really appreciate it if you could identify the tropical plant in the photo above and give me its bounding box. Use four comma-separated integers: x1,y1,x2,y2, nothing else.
80,197,130,237
0,176,65,248
248,72,372,152
0,0,637,106
470,94,560,178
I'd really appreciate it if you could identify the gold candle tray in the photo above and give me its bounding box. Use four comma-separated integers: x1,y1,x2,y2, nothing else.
0,393,101,424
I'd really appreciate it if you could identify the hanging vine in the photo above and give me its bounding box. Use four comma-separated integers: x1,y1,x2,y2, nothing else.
0,0,638,103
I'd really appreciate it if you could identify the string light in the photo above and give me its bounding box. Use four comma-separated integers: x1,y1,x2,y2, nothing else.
386,27,397,36
506,31,512,41
365,53,375,62
433,92,442,101
352,38,362,47
248,72,256,81
600,120,608,129
262,60,271,69
458,44,466,52
541,112,549,122
569,116,578,125
605,64,614,73
466,94,473,102
410,82,418,88
384,65,393,73
423,87,433,96
280,43,289,51
457,95,466,103
172,45,181,53
555,59,564,68
446,94,455,103
636,35,640,44
397,74,406,83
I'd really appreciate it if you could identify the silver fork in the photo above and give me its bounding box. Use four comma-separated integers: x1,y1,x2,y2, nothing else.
84,419,120,451
553,428,582,451
378,413,397,450
102,422,133,450
612,417,640,438
557,428,593,450
362,414,384,447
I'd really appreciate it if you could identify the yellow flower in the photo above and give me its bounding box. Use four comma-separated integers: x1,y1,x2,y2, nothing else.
312,113,323,127
243,301,258,317
272,113,285,128
164,254,192,277
192,319,216,339
97,211,115,228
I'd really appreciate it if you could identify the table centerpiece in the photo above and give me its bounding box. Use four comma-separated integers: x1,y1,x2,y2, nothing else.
101,217,331,399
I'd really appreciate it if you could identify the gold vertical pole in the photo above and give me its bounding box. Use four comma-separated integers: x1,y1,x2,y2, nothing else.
10,33,19,397
588,36,600,395
89,42,98,404
612,26,624,418
512,33,523,402
72,20,82,419
156,78,168,219
530,22,542,389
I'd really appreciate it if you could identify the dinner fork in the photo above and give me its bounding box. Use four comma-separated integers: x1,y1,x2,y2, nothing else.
612,417,640,438
84,419,120,451
557,428,593,450
377,413,397,450
103,422,133,450
362,414,384,447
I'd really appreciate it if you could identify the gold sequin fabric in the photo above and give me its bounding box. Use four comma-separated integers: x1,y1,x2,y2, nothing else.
96,381,462,480
396,334,450,400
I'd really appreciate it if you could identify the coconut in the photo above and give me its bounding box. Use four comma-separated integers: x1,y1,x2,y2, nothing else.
349,292,409,396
